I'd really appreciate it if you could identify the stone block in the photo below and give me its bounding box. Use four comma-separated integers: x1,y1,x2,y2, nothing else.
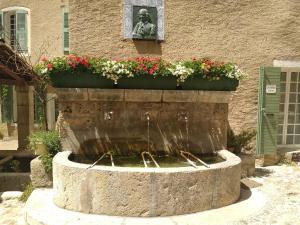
88,89,124,101
197,91,232,103
163,90,197,102
284,150,300,162
30,157,53,188
125,89,162,102
56,88,88,102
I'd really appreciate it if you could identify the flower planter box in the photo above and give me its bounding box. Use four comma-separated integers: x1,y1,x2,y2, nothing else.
50,72,239,91
181,77,239,91
50,72,114,88
118,75,178,90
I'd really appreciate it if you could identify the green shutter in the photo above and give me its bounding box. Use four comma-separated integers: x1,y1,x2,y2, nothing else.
0,11,3,39
257,67,281,155
62,8,69,54
16,10,28,53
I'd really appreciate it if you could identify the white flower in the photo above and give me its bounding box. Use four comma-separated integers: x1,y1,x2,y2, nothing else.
225,65,246,80
168,63,194,83
100,60,133,82
41,68,48,75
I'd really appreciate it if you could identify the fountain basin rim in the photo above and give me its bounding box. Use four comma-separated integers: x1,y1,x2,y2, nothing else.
54,150,241,173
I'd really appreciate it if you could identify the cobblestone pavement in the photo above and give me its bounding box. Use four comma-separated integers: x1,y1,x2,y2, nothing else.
231,164,300,225
0,198,25,225
0,164,299,225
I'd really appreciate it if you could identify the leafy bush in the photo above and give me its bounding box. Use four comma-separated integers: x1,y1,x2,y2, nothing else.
19,183,34,202
28,131,61,173
0,131,3,140
227,129,256,154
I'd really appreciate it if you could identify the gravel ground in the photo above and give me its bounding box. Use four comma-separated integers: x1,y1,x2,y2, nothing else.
0,164,299,225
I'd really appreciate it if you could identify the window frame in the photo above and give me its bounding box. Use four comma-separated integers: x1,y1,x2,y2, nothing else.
0,6,31,55
277,67,300,148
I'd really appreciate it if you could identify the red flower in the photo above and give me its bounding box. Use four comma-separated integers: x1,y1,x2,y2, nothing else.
76,57,81,63
47,63,53,71
149,69,154,75
80,57,89,67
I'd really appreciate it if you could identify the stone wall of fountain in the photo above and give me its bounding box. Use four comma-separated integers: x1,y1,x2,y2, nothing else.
56,88,231,156
53,150,241,217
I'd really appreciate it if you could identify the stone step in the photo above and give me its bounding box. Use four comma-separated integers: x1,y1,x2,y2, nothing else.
25,188,265,225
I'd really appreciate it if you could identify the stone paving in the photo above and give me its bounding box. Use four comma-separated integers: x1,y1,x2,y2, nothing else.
0,164,300,225
231,164,300,225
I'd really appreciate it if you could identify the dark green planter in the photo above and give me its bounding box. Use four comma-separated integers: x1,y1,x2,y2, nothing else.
50,71,114,88
181,77,239,91
118,75,178,90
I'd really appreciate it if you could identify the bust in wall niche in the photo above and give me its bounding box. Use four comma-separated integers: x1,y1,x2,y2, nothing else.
132,8,156,40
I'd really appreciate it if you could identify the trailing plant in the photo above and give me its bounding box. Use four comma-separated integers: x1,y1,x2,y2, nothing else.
227,129,256,154
28,131,61,173
19,183,34,202
34,55,246,84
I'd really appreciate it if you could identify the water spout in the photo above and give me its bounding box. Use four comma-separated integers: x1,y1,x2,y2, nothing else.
104,111,114,121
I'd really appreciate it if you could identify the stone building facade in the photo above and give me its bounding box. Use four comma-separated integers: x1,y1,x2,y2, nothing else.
2,0,300,154
0,0,68,63
0,0,68,134
68,0,300,135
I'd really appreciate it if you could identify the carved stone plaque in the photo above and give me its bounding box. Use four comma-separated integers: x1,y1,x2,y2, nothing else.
124,0,164,40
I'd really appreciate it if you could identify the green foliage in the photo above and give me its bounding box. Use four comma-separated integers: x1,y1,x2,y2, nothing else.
28,131,61,173
39,153,54,173
227,129,256,154
0,85,13,122
0,131,3,140
0,85,9,102
19,183,34,202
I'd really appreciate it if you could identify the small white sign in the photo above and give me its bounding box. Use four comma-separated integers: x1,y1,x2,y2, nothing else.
266,85,277,94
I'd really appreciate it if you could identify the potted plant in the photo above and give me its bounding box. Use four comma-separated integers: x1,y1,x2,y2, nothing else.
28,131,61,173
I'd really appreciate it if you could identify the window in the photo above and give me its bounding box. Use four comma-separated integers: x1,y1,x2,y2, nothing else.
0,7,29,53
277,70,300,145
62,8,69,55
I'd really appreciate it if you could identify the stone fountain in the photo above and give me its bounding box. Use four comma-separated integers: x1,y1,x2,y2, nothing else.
51,88,241,217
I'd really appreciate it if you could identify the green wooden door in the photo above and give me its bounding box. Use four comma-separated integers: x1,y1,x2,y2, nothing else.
257,67,281,155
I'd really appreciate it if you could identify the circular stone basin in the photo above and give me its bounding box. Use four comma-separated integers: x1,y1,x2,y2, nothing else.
53,150,241,217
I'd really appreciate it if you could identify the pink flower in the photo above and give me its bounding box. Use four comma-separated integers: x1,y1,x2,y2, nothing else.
40,55,48,62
